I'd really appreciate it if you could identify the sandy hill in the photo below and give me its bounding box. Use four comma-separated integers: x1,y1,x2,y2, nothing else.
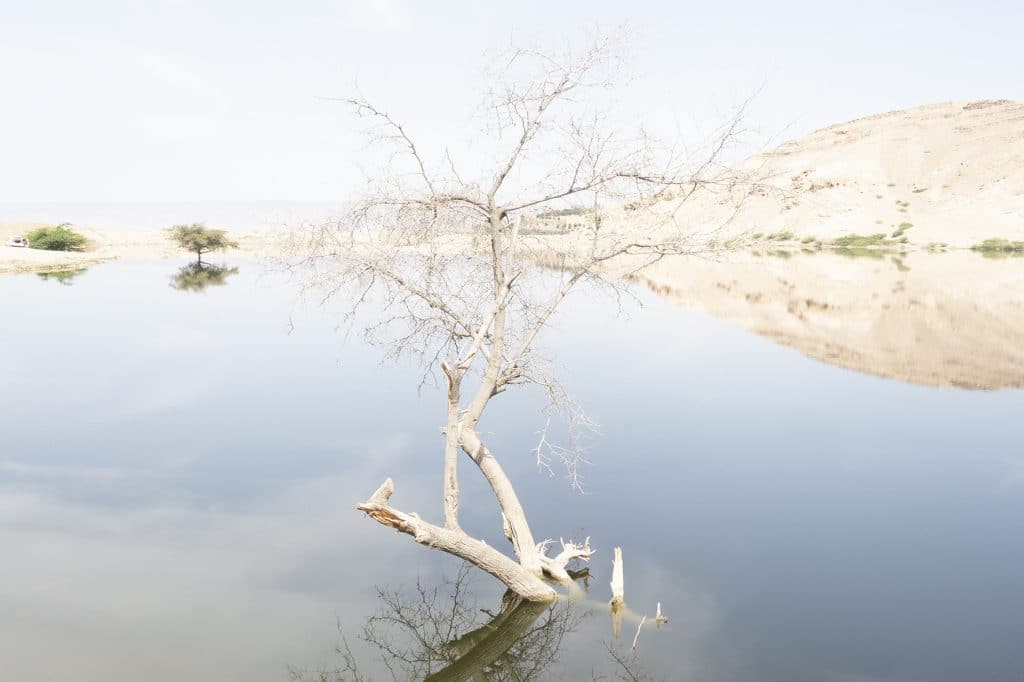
634,100,1024,248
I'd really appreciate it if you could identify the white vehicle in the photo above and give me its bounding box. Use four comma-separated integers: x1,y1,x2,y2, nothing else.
4,236,29,248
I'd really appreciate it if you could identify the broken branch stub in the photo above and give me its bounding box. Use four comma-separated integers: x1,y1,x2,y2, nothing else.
610,546,625,606
610,546,625,639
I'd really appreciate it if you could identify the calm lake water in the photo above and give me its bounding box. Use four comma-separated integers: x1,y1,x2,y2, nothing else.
1,256,1022,681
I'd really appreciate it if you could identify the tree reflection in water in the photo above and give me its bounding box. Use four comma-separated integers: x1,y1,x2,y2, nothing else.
169,262,239,292
36,268,88,286
290,564,660,681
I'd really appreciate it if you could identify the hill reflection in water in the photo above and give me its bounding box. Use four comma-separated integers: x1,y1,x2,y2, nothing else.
627,250,1024,389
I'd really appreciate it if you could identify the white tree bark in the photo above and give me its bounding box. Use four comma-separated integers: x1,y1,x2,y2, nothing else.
538,536,594,583
440,362,461,530
458,428,544,574
610,546,625,638
610,546,625,605
357,479,556,601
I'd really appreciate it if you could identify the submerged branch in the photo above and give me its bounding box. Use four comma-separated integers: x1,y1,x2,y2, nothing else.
357,478,556,602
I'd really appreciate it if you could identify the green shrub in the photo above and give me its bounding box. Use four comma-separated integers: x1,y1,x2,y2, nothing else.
537,207,589,219
971,238,1024,255
832,233,892,248
27,224,88,251
767,230,796,241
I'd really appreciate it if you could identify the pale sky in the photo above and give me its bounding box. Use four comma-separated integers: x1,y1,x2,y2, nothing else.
1,0,1021,202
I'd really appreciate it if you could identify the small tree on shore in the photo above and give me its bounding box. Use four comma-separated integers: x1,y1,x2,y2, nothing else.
167,223,238,263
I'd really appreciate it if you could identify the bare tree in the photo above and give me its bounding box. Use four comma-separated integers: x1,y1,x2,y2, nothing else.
292,32,754,602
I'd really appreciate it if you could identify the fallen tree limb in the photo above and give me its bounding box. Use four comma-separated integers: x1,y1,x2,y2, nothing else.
356,478,557,602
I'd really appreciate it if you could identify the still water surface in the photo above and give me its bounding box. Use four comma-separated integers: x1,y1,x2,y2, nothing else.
1,257,1022,681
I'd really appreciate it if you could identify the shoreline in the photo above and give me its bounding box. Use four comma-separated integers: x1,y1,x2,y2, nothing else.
0,222,281,275
2,220,1017,277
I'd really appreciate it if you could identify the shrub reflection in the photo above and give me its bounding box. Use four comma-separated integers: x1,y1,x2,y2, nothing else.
36,268,88,286
169,262,239,292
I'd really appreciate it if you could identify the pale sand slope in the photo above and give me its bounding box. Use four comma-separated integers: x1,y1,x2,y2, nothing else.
623,250,1024,390
0,222,279,274
610,100,1024,248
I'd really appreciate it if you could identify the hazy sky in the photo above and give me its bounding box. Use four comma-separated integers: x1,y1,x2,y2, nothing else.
1,0,1021,202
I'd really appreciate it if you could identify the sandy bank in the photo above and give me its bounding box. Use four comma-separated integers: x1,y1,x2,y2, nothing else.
0,222,280,274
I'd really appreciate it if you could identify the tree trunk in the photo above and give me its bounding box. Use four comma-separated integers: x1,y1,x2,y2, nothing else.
442,365,461,529
458,429,543,575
